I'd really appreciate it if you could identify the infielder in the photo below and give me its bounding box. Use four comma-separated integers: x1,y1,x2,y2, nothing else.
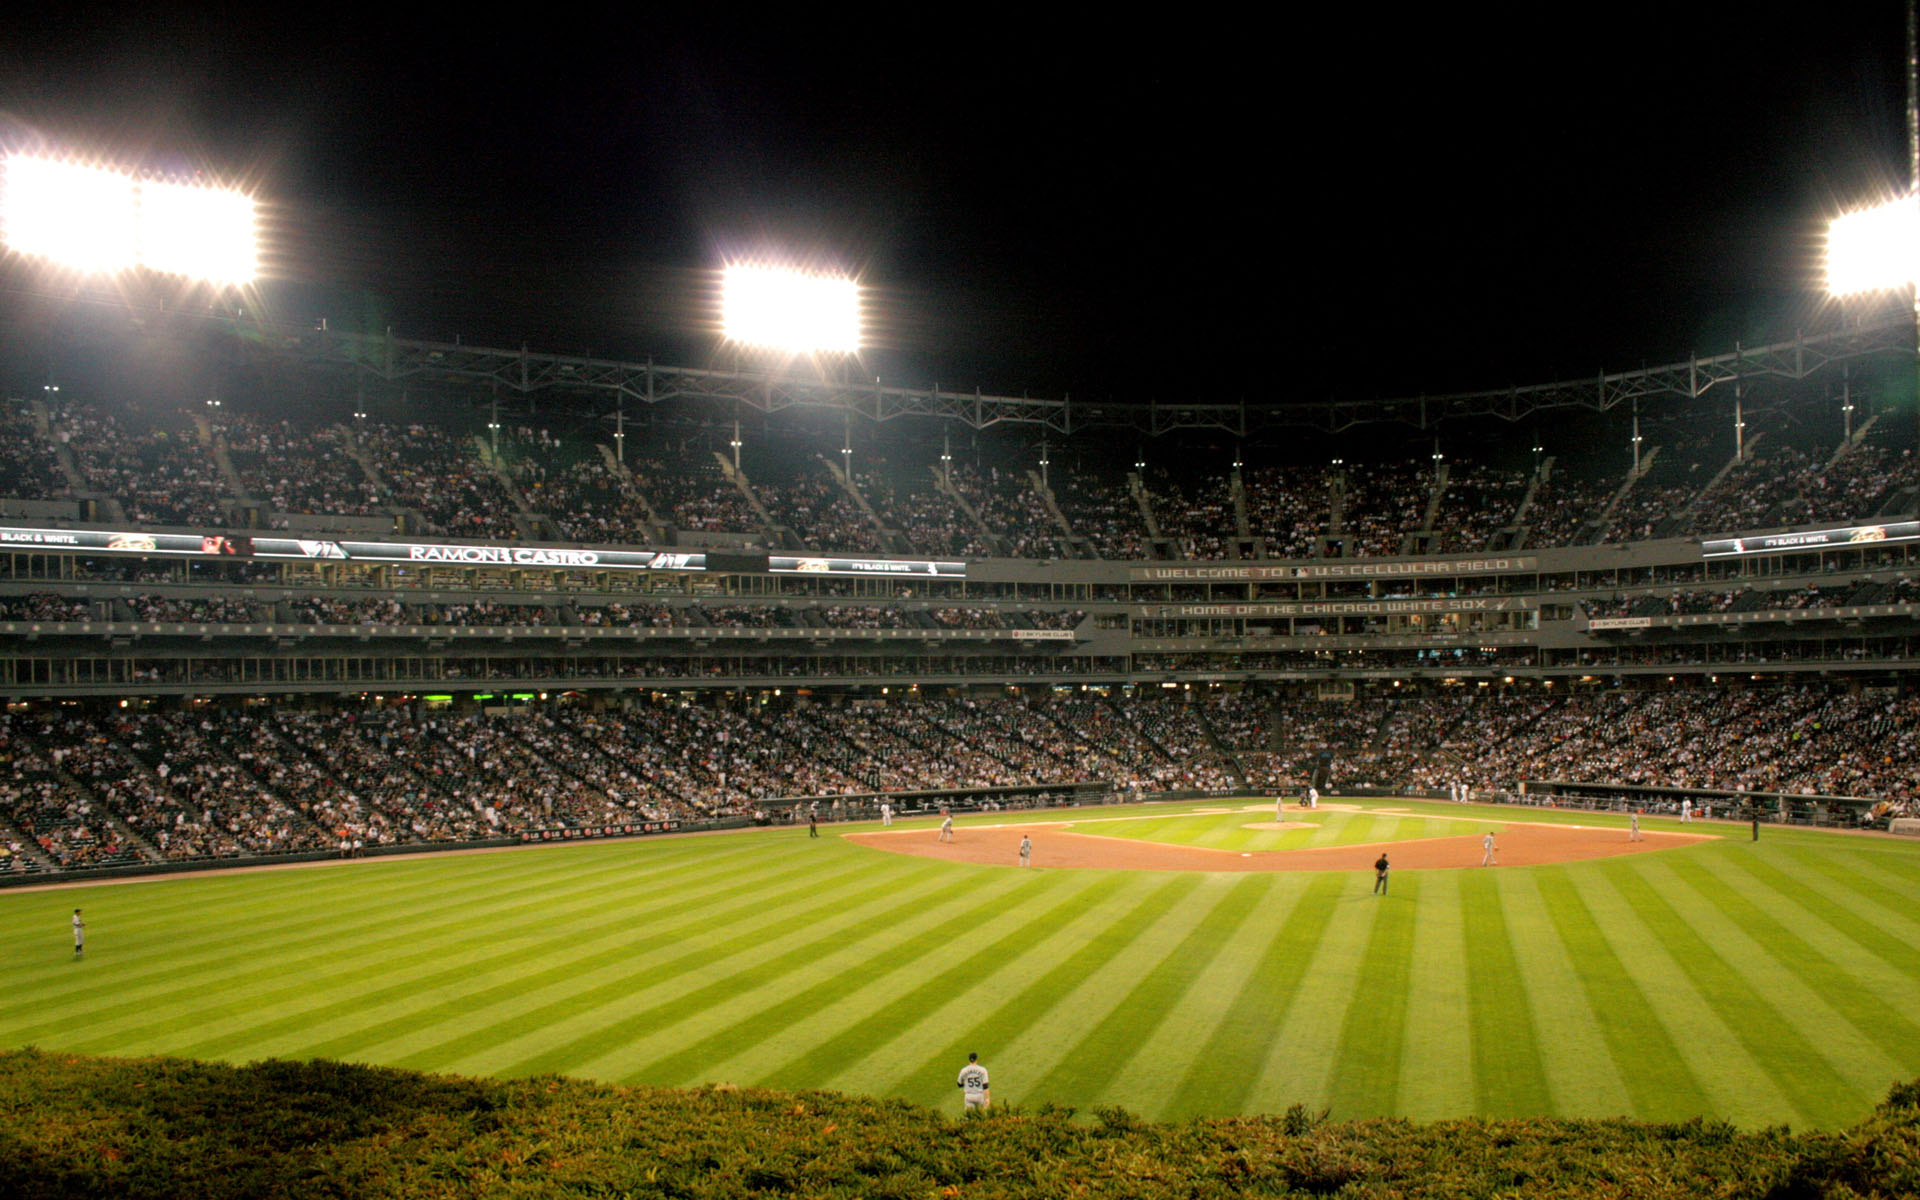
1629,812,1642,842
880,802,892,827
1482,831,1497,866
957,1052,990,1110
938,811,954,843
1019,833,1032,867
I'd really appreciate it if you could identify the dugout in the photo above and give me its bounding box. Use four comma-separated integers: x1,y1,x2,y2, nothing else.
756,780,1113,823
1517,780,1878,827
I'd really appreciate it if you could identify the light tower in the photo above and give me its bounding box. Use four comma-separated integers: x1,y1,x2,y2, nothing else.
1826,2,1920,441
0,153,257,284
720,264,861,357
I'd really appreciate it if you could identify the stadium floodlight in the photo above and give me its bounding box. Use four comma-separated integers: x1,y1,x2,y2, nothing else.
139,178,257,283
0,153,257,284
722,264,861,354
1827,194,1920,294
1,156,138,273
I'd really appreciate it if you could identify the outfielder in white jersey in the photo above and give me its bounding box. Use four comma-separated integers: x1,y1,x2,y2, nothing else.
957,1052,990,1110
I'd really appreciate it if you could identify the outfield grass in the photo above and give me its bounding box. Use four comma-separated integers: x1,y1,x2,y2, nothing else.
2,798,1917,1129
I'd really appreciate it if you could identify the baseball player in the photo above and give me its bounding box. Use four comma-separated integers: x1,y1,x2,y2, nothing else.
1482,831,1497,866
1019,833,1032,867
1629,811,1642,842
957,1052,990,1110
72,908,85,956
938,810,954,843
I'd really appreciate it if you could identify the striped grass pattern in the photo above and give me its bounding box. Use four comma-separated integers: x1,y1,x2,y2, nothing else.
2,799,1917,1128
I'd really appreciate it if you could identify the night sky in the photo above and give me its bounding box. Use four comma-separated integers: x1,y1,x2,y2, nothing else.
0,6,1911,406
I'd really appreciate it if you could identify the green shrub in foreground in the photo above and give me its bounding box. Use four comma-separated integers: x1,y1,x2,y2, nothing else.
2,1049,1918,1198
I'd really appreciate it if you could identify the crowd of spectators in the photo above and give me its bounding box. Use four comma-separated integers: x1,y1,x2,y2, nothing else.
0,594,99,621
636,457,764,538
815,605,896,630
697,604,790,629
422,602,554,626
935,464,1057,558
358,422,522,539
755,468,885,555
224,413,385,521
873,469,997,558
1581,577,1920,621
1142,468,1237,560
120,712,333,856
288,597,411,625
575,601,675,627
1121,691,1239,790
4,393,1915,565
1680,442,1817,537
0,403,67,497
1338,462,1429,557
1521,470,1619,548
126,596,260,623
60,402,229,527
1241,465,1331,559
1428,465,1531,554
517,455,658,545
3,592,1111,632
1791,443,1920,526
4,683,1918,874
1054,472,1146,559
270,711,484,843
0,719,141,871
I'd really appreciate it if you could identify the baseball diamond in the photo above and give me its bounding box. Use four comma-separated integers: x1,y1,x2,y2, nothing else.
2,796,1915,1131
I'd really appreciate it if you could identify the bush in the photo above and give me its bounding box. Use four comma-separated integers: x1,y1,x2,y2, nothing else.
1,1050,1917,1199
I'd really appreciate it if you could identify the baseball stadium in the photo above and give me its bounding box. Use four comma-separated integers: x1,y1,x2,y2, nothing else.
6,13,1920,1200
3,296,1920,1197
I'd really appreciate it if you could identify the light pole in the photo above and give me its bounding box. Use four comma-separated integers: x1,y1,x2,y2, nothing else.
1826,2,1920,440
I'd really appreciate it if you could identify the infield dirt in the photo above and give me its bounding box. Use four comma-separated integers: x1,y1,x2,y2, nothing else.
846,818,1711,872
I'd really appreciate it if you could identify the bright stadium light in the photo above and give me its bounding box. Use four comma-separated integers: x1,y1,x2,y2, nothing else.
1827,194,1920,294
139,178,257,283
721,264,861,354
1,156,138,273
0,153,257,283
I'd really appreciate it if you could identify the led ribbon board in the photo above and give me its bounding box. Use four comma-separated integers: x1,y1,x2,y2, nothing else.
1701,522,1920,557
0,527,966,577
